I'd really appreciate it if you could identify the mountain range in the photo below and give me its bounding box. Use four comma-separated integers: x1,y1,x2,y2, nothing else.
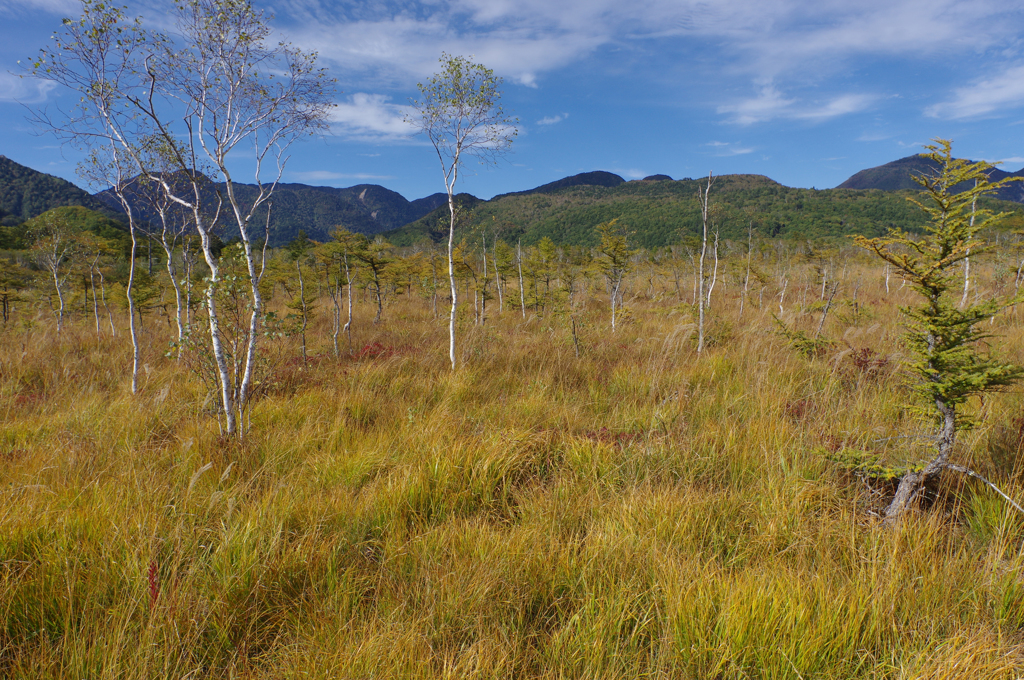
2,153,1023,248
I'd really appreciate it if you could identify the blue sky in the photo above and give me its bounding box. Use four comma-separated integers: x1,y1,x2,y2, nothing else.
3,0,1024,202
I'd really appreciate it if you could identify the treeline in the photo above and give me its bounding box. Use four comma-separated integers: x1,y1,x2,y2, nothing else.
388,174,1024,248
9,203,1024,350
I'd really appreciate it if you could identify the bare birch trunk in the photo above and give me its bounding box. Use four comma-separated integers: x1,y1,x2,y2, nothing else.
493,243,503,313
160,237,184,351
343,252,353,355
517,240,526,319
707,227,719,309
448,194,458,370
297,258,308,365
99,268,115,336
696,172,713,354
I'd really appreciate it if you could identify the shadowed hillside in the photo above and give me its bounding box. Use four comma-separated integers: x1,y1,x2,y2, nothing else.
838,154,1024,203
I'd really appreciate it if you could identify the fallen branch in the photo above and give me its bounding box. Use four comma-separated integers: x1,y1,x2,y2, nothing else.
947,463,1024,516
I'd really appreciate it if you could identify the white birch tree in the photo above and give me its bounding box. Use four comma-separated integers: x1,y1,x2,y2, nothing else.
407,54,517,370
31,0,333,434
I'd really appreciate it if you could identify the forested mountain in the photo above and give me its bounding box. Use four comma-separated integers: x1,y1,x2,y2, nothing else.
7,152,1024,252
838,154,1024,203
493,170,626,199
0,155,118,226
94,177,446,246
386,173,1024,249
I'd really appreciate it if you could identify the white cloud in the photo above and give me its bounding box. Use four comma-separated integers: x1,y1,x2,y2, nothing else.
0,72,56,104
925,64,1024,120
795,94,878,121
277,0,1019,82
857,131,893,142
329,93,416,142
717,85,796,125
0,0,78,15
537,113,568,125
610,167,648,179
703,141,754,156
265,0,1024,131
719,86,875,124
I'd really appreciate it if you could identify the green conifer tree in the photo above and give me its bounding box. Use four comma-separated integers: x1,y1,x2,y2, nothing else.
854,139,1024,524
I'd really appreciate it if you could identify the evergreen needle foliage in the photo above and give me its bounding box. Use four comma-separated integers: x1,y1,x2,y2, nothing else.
854,139,1024,523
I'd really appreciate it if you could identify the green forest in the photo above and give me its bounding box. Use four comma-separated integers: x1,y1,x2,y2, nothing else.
388,174,1024,248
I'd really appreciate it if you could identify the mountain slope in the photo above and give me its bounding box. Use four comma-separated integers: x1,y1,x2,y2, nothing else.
838,155,1024,203
387,173,1024,249
95,177,445,246
0,155,120,226
494,171,626,200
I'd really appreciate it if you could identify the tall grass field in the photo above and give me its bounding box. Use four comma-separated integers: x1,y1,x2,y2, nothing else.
3,246,1024,679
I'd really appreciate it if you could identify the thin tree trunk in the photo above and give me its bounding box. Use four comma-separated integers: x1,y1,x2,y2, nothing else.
517,240,526,319
330,262,341,358
493,243,503,313
297,258,308,364
431,253,438,318
707,227,720,309
90,255,100,335
697,172,713,354
740,222,752,320
448,194,458,370
117,202,141,395
51,267,66,336
160,237,184,352
611,276,620,332
98,268,115,336
884,398,956,525
815,282,840,338
481,234,488,325
961,189,977,309
343,252,353,355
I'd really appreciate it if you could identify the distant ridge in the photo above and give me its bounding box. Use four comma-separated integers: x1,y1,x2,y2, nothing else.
838,154,1024,203
642,174,673,181
95,177,446,246
410,192,448,215
494,171,625,199
0,155,119,226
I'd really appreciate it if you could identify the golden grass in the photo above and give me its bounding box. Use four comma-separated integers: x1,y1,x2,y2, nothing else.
3,256,1024,678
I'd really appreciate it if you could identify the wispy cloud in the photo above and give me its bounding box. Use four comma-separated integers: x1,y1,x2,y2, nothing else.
0,0,78,16
537,113,568,125
275,0,1020,89
719,86,876,124
0,72,56,104
857,131,893,142
610,167,648,179
795,94,877,120
329,93,416,142
717,85,795,125
925,64,1024,120
704,141,755,156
